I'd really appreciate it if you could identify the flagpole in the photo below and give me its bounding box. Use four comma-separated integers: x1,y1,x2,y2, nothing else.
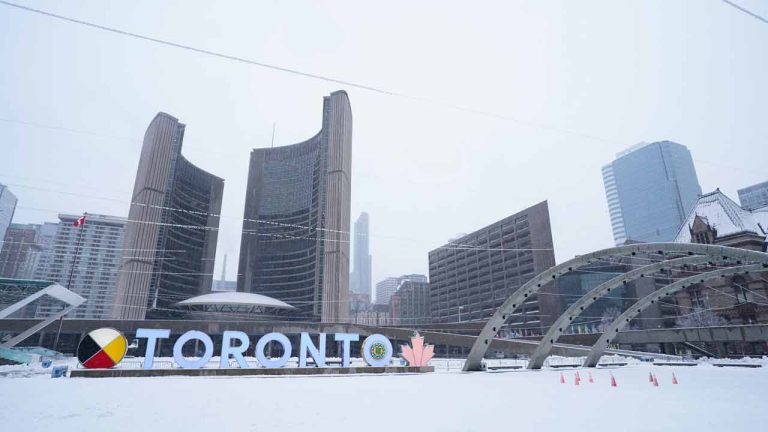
53,214,86,352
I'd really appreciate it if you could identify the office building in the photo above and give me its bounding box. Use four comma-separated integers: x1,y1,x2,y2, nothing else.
375,274,427,305
237,91,352,323
602,141,701,245
0,224,43,279
0,183,18,244
428,201,557,330
390,279,430,325
31,222,58,281
738,180,768,211
112,113,224,320
36,214,126,319
350,212,372,298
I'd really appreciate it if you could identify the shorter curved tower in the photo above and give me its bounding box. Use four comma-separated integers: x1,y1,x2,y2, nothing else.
238,91,352,323
112,113,223,320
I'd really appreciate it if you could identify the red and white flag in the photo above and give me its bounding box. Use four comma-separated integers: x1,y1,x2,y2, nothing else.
73,216,86,227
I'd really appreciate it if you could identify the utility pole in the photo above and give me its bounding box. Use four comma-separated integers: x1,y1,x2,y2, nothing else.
53,213,86,351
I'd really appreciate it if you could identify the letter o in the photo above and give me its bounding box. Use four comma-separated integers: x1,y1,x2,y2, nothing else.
173,330,213,369
255,332,292,368
362,334,393,367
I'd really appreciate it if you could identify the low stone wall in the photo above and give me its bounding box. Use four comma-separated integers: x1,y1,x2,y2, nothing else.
70,366,434,378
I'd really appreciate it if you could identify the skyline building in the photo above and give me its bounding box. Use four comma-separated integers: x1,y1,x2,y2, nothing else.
428,201,557,329
37,213,126,319
602,141,702,245
375,274,427,305
0,183,18,244
31,222,58,281
237,91,353,323
112,113,224,320
212,254,236,292
0,223,43,279
738,180,768,211
350,212,372,298
390,279,430,325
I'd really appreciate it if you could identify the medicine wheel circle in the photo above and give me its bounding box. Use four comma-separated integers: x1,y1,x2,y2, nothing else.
77,328,127,369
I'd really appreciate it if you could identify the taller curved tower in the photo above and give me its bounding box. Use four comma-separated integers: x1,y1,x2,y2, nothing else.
112,112,224,320
238,91,352,322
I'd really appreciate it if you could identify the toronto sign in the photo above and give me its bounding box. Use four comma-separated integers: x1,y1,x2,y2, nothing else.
77,328,434,370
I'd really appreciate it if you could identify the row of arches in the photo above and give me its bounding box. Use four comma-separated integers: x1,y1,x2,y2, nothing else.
462,243,768,371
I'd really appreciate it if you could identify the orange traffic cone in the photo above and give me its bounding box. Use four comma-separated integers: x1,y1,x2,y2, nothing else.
610,373,617,387
588,372,594,383
649,372,654,382
672,373,678,385
652,374,659,387
560,372,565,384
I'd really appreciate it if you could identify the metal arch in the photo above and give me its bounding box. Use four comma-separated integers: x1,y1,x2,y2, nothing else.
583,262,768,367
526,255,721,369
0,283,86,348
462,243,768,371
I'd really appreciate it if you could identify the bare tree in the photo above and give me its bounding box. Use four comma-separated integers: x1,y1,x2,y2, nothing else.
597,306,621,332
676,307,727,328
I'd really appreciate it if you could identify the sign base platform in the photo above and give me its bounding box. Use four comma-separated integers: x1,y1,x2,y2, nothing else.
70,365,434,378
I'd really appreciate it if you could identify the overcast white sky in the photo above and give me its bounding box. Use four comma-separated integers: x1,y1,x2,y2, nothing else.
1,0,766,289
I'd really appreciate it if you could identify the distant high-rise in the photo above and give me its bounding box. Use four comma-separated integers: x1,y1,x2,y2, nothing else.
0,223,43,279
112,113,224,320
238,91,352,323
31,222,58,281
602,141,702,245
375,274,427,305
0,183,18,244
37,214,126,319
350,212,372,297
428,201,557,328
738,180,768,211
390,279,430,325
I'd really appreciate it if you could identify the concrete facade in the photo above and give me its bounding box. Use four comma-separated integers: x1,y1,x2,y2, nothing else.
428,201,557,328
390,279,430,325
0,224,42,280
238,91,352,323
36,213,126,319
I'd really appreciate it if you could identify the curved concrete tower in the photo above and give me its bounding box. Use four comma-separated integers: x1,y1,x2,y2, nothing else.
238,91,352,323
112,113,223,320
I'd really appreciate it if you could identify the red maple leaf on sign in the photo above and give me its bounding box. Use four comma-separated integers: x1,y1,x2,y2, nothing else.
400,333,434,367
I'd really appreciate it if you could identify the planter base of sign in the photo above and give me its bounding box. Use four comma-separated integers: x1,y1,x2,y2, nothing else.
70,365,434,378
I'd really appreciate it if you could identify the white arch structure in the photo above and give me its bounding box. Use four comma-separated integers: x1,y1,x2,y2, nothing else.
583,263,767,367
527,255,721,369
462,243,768,371
0,282,86,348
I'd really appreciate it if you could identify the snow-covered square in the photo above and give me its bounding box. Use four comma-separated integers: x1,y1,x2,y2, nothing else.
2,359,766,432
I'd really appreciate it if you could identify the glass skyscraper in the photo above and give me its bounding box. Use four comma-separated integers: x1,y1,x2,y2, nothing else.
738,180,768,211
350,212,372,298
602,141,701,245
0,183,18,245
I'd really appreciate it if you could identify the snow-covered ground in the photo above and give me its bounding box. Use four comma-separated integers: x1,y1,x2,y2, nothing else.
2,358,767,431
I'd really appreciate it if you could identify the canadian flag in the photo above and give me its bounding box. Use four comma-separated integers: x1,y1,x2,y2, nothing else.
73,215,86,227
